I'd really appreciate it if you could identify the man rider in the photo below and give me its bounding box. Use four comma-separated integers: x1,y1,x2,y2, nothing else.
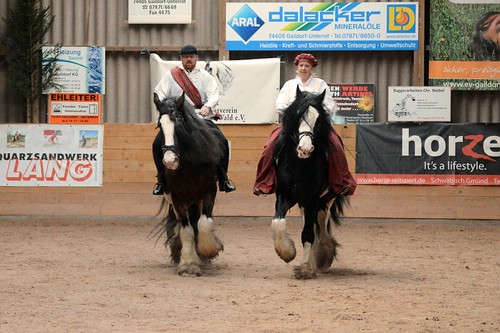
152,44,235,195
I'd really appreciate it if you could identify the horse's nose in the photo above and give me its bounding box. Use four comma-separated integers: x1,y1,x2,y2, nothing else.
297,145,314,159
163,151,179,170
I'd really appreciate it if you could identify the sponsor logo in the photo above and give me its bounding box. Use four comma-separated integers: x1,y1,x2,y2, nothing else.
227,4,264,42
401,128,499,162
270,3,382,32
387,4,417,33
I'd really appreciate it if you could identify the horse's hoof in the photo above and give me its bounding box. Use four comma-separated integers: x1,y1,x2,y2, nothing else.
176,264,202,276
275,246,296,263
198,241,224,259
293,263,317,280
274,237,296,263
272,219,296,263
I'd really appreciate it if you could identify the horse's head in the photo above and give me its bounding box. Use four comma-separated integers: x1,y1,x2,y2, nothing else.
282,86,328,159
154,93,187,170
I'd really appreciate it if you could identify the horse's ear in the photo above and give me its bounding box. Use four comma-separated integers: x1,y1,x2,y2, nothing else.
296,85,302,98
153,93,162,111
318,89,326,101
178,92,185,108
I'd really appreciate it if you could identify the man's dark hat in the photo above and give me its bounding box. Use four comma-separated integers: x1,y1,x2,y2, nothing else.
180,45,198,55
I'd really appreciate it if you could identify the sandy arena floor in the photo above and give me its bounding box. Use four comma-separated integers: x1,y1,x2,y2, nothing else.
0,216,498,332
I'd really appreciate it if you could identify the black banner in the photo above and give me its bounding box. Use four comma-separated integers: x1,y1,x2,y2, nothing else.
356,123,500,185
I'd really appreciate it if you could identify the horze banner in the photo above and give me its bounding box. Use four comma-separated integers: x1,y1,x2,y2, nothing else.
149,54,280,124
356,123,500,186
226,2,418,51
428,0,500,91
0,124,104,187
43,46,106,94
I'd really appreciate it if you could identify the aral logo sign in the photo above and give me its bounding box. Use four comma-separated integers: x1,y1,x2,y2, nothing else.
227,4,264,42
226,2,419,51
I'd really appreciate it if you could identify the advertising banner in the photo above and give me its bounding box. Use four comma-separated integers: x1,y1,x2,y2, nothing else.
48,93,102,124
149,54,280,124
226,2,419,51
43,46,106,94
128,0,192,24
428,0,500,91
0,124,104,187
356,123,500,186
388,86,451,122
329,83,375,124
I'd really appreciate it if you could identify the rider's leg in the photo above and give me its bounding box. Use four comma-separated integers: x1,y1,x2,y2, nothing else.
253,127,282,195
152,131,165,195
327,130,356,196
218,135,236,193
204,120,235,193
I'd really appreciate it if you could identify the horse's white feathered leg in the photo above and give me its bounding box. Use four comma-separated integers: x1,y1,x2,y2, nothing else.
177,224,201,276
272,218,296,263
311,198,338,272
294,241,316,279
197,215,224,259
301,242,312,264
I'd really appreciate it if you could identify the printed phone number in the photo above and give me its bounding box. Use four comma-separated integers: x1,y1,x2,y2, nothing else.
138,4,177,10
333,32,381,39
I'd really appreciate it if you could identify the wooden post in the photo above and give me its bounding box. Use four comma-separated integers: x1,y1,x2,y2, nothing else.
219,0,229,61
413,0,425,86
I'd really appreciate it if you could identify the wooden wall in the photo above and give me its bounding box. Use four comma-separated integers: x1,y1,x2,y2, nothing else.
1,124,498,220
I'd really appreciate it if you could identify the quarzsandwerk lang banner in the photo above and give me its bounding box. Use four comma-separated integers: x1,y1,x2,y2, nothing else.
356,123,500,186
149,54,280,124
0,124,103,187
226,2,418,51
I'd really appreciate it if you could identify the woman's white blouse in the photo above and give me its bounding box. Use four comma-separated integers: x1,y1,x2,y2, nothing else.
275,76,337,115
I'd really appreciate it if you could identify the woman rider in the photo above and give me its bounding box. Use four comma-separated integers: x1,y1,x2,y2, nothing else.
253,53,357,197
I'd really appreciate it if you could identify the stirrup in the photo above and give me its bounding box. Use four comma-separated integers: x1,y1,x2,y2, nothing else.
219,180,236,193
152,182,164,195
253,188,267,196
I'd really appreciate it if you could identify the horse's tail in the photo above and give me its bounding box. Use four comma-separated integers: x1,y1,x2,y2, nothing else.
148,197,171,245
330,195,350,226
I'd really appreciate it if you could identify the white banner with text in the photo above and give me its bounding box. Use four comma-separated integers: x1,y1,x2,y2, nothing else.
0,124,104,187
149,54,280,124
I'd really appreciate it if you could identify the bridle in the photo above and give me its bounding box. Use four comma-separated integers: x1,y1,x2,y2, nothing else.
162,143,178,156
158,108,180,157
292,112,316,144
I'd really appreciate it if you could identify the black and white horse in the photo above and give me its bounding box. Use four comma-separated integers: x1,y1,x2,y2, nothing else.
153,93,224,276
272,87,348,279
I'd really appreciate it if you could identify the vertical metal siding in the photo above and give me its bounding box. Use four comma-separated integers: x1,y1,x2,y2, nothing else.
0,0,498,124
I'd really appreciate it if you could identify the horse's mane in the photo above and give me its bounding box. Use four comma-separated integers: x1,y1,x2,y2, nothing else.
157,95,223,167
276,88,333,155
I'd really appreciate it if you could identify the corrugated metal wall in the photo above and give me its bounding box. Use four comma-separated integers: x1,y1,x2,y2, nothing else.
1,0,498,124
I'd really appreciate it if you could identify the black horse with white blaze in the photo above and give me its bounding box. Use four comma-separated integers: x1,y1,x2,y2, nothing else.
152,93,224,276
272,87,348,279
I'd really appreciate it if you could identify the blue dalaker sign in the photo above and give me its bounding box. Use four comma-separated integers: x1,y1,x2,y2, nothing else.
226,2,419,51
